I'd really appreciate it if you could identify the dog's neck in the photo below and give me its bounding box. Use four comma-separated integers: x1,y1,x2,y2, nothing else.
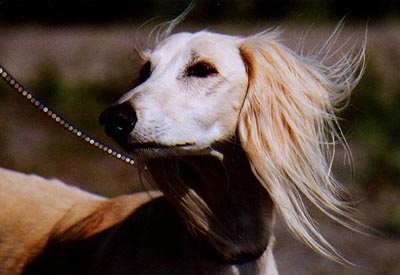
145,142,274,264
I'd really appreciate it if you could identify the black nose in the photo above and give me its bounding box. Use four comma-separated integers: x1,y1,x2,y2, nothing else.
99,103,137,138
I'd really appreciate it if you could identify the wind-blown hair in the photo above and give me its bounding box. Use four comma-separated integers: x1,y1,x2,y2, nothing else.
133,9,366,263
134,2,195,60
238,28,365,263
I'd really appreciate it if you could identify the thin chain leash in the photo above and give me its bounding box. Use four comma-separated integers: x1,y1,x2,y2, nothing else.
0,65,136,166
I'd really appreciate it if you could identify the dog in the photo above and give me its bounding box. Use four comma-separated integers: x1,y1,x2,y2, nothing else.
0,24,365,274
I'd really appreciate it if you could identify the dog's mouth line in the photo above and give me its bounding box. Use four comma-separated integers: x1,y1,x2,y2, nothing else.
130,141,196,150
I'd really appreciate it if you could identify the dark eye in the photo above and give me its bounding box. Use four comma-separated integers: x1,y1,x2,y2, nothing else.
186,62,218,78
138,61,152,83
128,61,151,90
128,61,152,90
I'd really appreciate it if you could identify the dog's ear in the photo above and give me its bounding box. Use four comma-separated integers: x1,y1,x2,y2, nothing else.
237,31,365,263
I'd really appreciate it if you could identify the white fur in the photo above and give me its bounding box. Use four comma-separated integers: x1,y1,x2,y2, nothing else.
121,31,248,158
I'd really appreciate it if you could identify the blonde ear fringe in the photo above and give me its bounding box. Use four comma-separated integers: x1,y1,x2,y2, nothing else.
238,28,366,264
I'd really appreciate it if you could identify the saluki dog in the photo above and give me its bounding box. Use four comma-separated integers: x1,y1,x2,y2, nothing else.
0,24,365,274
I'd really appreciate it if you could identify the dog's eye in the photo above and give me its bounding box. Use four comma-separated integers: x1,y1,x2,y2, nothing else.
186,62,218,78
128,61,152,90
139,61,152,83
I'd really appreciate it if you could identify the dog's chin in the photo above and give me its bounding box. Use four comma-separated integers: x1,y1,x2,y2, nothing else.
116,139,206,160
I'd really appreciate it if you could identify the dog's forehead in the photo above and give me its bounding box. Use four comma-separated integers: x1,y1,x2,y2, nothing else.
153,32,193,53
152,31,241,61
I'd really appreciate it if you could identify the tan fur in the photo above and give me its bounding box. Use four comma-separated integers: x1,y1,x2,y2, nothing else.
0,167,159,274
238,30,364,262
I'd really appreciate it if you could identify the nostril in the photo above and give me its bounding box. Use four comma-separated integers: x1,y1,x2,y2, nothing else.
99,103,137,138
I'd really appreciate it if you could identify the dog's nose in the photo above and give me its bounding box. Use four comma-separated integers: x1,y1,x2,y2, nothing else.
99,103,137,138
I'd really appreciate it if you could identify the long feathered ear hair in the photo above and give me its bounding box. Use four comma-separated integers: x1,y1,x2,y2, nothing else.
238,28,365,263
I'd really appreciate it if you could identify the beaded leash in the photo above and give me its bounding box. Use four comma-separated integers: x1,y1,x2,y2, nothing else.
0,65,136,166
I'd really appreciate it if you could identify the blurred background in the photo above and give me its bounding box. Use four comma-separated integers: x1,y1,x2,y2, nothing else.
0,0,399,274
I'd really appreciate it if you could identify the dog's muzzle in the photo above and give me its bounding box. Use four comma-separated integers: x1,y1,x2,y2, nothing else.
99,102,137,139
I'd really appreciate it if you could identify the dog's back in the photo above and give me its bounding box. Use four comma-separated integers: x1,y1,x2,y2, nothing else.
0,168,157,274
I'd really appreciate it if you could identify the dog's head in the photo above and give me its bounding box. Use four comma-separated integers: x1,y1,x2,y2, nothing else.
100,28,365,262
100,31,248,158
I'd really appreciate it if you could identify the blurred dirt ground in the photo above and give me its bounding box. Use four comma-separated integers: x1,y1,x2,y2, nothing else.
0,23,399,274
